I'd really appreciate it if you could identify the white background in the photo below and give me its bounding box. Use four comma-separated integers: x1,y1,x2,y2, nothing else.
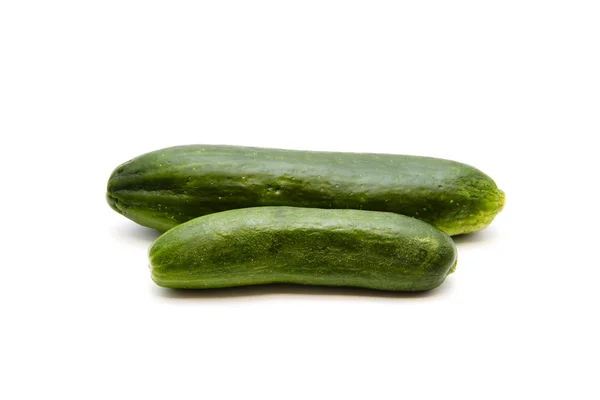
1,1,599,399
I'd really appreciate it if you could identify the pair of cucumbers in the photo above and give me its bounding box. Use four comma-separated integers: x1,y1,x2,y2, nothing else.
107,145,505,291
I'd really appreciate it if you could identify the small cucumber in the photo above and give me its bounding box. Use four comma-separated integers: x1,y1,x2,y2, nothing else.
107,145,504,235
149,207,458,291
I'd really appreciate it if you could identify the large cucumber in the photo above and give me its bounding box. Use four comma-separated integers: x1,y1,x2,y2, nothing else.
107,145,504,235
149,207,458,291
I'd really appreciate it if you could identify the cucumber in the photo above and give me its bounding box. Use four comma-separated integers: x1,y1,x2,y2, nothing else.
107,145,504,235
149,207,458,291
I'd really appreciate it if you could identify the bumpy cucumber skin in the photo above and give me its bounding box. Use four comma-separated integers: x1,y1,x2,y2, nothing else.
149,207,458,291
107,145,505,235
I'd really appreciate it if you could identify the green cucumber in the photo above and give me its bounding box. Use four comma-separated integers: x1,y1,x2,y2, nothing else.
107,145,504,235
149,207,458,291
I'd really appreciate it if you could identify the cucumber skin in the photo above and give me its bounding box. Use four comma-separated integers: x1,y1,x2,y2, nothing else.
107,145,505,235
149,207,458,291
